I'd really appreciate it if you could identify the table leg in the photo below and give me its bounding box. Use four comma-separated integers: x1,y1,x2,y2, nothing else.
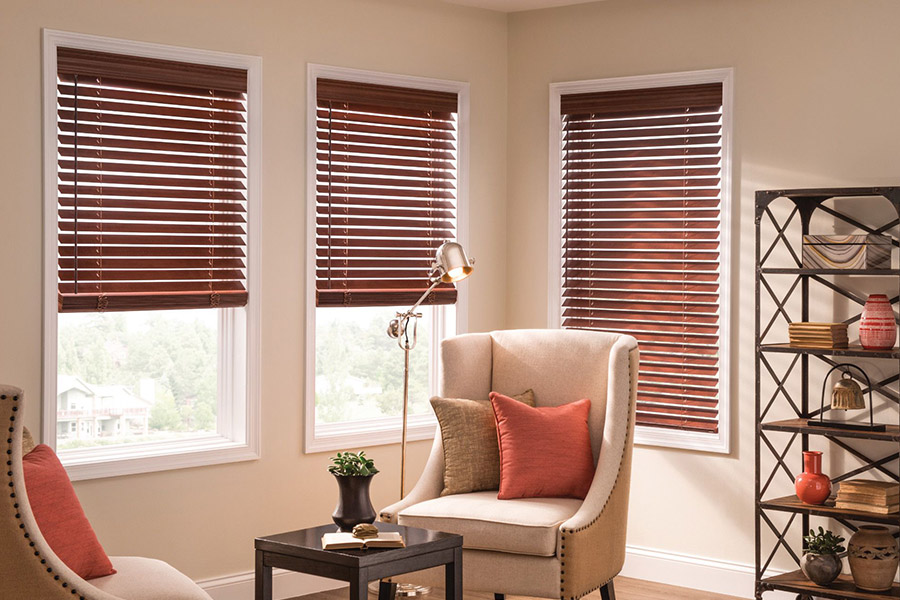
445,547,462,600
255,550,272,600
378,580,398,600
350,567,369,600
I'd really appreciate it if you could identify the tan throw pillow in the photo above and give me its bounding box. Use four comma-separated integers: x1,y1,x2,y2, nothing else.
431,389,535,496
22,426,36,455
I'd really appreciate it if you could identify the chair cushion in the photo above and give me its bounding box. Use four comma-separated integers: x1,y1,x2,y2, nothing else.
90,557,213,600
491,392,594,500
23,444,116,580
397,491,581,556
431,389,534,496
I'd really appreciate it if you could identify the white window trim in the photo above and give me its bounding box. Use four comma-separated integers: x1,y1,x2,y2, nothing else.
547,68,733,454
304,63,470,454
41,29,262,480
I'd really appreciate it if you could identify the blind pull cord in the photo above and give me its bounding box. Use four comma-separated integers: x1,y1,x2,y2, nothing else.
73,73,79,296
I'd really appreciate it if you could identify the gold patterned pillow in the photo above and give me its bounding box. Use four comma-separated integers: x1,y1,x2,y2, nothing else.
431,390,535,496
22,427,36,455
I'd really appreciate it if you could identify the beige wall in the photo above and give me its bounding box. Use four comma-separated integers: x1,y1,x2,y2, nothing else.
507,0,900,569
0,0,508,580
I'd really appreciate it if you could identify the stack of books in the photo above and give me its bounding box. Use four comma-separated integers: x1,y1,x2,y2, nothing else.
836,480,900,514
788,322,849,348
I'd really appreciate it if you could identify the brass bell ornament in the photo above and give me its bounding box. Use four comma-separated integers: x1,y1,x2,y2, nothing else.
831,371,866,410
809,363,885,432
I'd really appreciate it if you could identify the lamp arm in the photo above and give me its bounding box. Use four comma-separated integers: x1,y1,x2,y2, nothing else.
402,276,442,319
388,276,441,350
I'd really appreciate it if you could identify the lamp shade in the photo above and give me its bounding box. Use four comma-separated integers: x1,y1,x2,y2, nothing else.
435,242,474,283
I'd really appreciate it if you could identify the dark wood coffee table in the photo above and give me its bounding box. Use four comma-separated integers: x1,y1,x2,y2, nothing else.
255,522,463,600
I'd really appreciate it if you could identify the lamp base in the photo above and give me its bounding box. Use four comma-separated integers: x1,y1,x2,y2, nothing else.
807,419,887,432
369,582,432,598
396,584,431,597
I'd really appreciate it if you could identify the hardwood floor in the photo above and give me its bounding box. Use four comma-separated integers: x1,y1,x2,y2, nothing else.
288,578,748,600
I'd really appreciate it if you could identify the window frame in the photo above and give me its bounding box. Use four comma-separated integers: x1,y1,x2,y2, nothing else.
41,29,262,481
547,68,733,454
304,63,470,454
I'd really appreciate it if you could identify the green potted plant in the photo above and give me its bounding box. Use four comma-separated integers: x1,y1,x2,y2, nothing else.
801,527,845,586
328,451,379,531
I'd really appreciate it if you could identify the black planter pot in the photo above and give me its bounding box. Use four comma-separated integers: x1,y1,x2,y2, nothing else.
800,552,842,586
332,474,376,531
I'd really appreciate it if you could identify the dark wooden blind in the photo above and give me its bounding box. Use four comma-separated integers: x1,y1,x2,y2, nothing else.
57,47,249,313
316,78,459,307
560,82,723,434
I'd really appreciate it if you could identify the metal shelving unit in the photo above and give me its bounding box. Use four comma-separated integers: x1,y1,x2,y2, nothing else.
755,187,900,600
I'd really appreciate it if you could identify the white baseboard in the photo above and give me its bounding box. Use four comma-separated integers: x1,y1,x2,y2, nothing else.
200,547,790,600
622,544,792,599
198,568,343,600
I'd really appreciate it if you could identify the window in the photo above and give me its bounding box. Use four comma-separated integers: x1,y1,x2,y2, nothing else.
549,69,732,453
42,30,261,479
305,65,468,453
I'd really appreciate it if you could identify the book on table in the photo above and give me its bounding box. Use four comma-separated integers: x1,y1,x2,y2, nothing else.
321,531,405,550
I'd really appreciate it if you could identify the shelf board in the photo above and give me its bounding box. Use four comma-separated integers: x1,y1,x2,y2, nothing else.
758,186,900,199
761,268,900,276
762,570,900,600
760,494,900,525
760,343,900,359
760,418,900,442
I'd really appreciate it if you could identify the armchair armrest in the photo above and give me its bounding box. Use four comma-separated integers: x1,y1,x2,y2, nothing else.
379,432,445,523
558,340,638,600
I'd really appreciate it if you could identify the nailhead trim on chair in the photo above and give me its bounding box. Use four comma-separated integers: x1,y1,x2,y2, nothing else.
558,347,636,600
5,393,86,599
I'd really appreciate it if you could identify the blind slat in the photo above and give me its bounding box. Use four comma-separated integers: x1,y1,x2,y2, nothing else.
58,82,245,111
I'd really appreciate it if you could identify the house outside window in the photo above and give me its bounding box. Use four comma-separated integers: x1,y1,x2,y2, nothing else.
42,30,261,480
549,69,733,454
305,65,469,452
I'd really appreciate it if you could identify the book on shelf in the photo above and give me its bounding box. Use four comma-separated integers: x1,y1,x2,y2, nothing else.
838,494,900,507
834,501,899,515
838,480,900,499
787,322,849,348
788,341,850,349
321,531,405,550
788,322,848,330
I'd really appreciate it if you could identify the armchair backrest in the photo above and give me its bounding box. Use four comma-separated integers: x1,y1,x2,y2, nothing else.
0,385,121,600
441,328,637,463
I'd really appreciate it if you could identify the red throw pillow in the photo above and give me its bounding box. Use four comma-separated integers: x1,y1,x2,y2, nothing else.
23,444,116,580
490,392,595,500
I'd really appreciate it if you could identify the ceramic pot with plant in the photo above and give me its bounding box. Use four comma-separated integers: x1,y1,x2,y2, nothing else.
329,451,379,531
800,527,845,586
848,525,900,591
795,451,831,505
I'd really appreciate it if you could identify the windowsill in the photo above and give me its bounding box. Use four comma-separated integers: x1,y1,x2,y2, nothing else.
60,435,260,481
306,414,437,454
634,426,729,454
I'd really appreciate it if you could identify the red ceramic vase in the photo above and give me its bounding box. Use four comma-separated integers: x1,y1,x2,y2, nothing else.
795,451,831,505
859,294,897,350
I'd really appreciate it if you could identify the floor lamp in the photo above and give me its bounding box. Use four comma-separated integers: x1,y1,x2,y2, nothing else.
387,241,474,500
383,241,473,598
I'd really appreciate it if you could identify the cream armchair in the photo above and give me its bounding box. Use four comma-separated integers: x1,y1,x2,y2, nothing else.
380,329,638,600
0,384,212,600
